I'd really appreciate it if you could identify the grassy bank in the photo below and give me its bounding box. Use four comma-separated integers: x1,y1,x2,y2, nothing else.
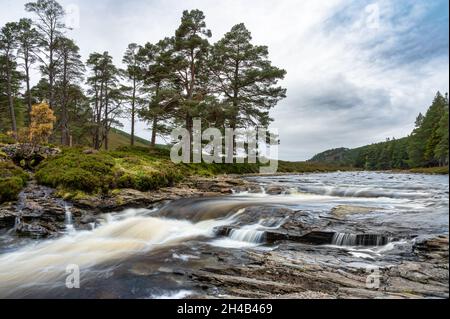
31,146,348,198
407,166,449,175
2,143,447,204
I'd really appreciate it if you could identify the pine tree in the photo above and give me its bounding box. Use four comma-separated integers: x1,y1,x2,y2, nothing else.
209,23,286,130
423,92,447,165
54,37,85,145
86,52,122,150
0,55,24,133
0,22,20,136
16,18,40,124
434,94,449,166
408,112,427,168
137,39,179,147
25,0,66,110
122,43,143,146
173,10,212,140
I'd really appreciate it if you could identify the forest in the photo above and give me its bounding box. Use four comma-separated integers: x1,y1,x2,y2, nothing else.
0,0,286,150
310,92,449,171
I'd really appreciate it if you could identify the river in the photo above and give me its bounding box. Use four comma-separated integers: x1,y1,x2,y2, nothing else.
0,171,448,298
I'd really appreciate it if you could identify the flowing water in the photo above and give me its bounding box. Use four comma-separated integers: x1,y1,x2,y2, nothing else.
0,171,448,298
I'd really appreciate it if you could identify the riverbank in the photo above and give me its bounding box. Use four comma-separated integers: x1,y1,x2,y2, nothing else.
0,144,349,205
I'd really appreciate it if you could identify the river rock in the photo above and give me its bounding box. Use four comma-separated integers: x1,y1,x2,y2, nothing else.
414,235,449,260
0,208,17,228
331,205,380,218
265,185,285,195
15,222,51,238
1,144,60,168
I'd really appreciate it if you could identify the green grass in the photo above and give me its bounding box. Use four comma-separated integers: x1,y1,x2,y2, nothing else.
35,148,117,193
35,146,184,196
0,161,29,203
408,166,449,175
107,128,151,150
277,160,355,173
33,145,348,196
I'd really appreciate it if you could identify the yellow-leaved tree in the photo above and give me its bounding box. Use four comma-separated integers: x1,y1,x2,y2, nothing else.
29,102,56,145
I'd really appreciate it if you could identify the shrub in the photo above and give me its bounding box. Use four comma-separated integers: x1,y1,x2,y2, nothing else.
35,149,115,193
29,102,56,145
116,170,182,191
0,133,15,145
0,161,29,203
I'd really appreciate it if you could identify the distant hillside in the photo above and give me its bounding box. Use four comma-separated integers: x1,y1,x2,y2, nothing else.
309,147,351,164
309,137,411,170
310,92,449,171
107,128,151,150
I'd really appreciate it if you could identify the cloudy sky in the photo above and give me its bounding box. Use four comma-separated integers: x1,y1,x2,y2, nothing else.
1,0,449,160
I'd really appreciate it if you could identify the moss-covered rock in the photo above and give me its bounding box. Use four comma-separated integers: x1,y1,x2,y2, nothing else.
0,161,29,203
35,147,184,194
35,148,116,193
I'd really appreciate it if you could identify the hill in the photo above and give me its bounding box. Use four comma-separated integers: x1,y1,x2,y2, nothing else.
107,128,151,150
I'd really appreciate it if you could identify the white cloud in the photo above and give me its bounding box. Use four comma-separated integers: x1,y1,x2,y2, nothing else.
1,0,448,160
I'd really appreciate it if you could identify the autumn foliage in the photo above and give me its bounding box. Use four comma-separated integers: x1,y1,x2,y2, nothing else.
29,102,56,145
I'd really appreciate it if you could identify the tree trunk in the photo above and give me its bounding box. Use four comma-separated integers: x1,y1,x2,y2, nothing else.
104,83,109,151
131,77,136,146
6,59,17,137
25,60,32,125
151,116,158,147
61,55,69,146
49,30,54,109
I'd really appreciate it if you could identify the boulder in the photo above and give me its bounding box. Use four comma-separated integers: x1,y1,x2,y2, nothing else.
0,144,61,168
265,186,285,195
0,209,17,228
331,205,379,218
15,222,51,238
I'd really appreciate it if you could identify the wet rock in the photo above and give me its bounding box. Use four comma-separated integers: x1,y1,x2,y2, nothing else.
80,215,97,224
331,205,380,218
15,222,51,238
215,225,335,245
0,208,16,228
296,231,336,245
1,144,60,168
414,235,449,260
265,186,285,195
191,176,258,194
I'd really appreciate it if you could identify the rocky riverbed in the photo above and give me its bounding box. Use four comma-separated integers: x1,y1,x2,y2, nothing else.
0,171,448,299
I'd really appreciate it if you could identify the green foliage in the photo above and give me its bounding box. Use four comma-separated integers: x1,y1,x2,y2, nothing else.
409,166,449,174
35,148,116,193
0,161,28,203
209,23,287,129
408,92,449,168
33,145,347,195
35,147,182,194
0,133,15,144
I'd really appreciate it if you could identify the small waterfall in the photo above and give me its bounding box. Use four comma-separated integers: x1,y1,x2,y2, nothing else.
229,228,266,244
332,233,389,246
14,216,21,229
64,206,75,233
224,217,286,245
260,186,266,194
